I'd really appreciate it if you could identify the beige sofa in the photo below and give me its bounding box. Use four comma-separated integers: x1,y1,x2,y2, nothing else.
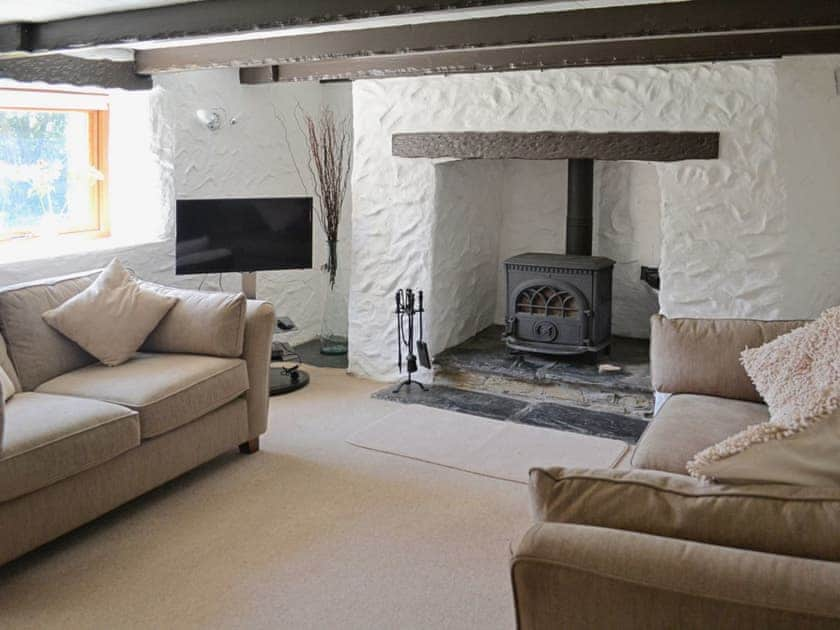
0,271,275,566
511,315,840,629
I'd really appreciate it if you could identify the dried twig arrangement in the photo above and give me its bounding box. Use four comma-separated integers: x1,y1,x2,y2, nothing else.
277,104,352,289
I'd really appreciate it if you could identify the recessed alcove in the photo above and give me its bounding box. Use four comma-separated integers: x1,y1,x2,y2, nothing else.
395,130,719,355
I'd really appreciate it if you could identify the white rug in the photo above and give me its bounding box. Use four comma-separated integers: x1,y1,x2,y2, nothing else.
347,405,629,483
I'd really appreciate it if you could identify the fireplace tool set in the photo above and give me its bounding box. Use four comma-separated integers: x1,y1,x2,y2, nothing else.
394,288,431,393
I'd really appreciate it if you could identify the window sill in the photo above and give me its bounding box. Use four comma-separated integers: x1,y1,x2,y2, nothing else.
0,234,167,265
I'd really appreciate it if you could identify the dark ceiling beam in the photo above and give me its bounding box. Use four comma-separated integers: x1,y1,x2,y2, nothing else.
0,55,152,90
0,0,536,55
137,0,840,74
0,23,31,53
267,28,840,82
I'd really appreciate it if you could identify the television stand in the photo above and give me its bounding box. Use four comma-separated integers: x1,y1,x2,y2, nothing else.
241,272,311,396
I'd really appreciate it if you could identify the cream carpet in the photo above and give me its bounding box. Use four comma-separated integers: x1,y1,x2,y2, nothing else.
0,367,625,629
348,406,628,483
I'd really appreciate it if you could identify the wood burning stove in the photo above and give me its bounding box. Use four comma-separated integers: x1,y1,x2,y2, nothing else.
503,158,615,355
504,253,613,354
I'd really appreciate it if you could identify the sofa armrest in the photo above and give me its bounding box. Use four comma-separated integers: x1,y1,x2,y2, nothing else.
511,523,840,630
529,467,840,561
242,300,275,439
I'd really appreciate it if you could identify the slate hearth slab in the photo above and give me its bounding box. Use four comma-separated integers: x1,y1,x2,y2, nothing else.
373,384,528,421
519,402,647,444
373,384,647,444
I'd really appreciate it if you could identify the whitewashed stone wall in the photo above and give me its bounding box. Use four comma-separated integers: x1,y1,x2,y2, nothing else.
350,57,840,381
430,160,504,353
155,69,353,344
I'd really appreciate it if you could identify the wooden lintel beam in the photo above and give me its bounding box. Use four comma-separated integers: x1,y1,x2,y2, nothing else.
0,55,152,90
269,28,840,83
2,0,535,54
392,131,720,162
137,0,840,75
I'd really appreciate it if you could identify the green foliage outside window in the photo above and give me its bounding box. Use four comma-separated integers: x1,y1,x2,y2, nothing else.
0,110,101,238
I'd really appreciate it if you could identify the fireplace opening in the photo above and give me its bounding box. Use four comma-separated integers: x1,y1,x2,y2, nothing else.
503,158,615,356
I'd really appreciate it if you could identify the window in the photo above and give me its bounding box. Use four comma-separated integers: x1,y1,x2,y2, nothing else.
0,89,109,242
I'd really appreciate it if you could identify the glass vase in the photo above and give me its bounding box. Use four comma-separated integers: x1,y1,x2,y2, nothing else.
320,239,349,355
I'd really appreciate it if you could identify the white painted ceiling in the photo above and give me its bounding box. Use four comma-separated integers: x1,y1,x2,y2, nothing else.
0,0,200,23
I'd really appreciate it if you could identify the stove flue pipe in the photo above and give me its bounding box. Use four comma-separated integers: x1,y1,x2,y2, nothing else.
565,158,594,256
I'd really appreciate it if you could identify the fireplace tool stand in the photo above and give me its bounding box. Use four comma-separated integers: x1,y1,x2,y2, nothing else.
393,288,431,394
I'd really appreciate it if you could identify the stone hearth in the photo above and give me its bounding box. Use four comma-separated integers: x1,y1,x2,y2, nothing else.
373,383,648,444
434,325,653,418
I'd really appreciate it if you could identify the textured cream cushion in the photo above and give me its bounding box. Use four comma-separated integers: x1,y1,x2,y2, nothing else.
740,306,840,424
37,353,249,438
0,270,99,390
140,283,247,358
0,392,139,502
688,307,840,485
42,259,177,367
529,466,840,561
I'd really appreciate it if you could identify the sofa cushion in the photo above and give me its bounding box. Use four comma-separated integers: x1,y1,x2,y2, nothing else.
528,466,840,562
140,283,247,358
631,394,768,474
0,270,100,390
650,315,808,402
36,353,249,439
43,259,178,367
0,392,139,503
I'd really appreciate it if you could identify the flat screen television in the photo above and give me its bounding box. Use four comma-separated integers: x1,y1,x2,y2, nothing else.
176,197,313,275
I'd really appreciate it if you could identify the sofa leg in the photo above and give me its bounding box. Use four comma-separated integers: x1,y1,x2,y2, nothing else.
239,438,260,454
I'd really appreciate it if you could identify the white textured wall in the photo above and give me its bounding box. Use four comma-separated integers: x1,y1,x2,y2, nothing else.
430,160,504,353
594,161,662,337
776,56,840,317
153,70,353,344
0,71,353,346
350,57,840,381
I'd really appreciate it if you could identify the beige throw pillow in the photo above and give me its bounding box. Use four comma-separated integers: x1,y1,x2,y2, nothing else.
688,306,840,485
42,259,177,367
688,403,840,485
140,283,247,358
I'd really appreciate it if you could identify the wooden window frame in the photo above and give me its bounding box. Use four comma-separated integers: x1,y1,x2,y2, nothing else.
0,89,110,242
